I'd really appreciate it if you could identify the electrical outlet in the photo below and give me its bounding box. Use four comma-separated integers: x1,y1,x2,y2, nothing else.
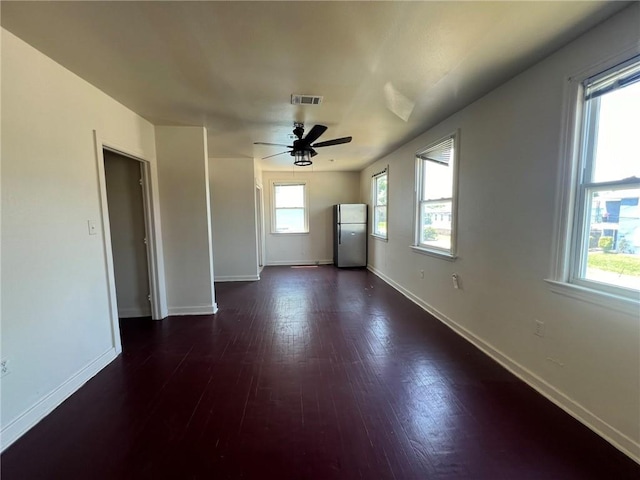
534,319,545,337
419,270,424,279
1,359,9,378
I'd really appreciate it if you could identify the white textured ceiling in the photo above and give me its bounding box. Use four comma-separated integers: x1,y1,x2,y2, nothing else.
1,1,629,171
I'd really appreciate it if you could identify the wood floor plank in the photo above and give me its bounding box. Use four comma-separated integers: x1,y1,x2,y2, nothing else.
1,266,638,479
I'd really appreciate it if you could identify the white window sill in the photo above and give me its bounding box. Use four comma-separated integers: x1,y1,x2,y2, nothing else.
410,245,457,261
371,234,388,242
545,279,640,317
271,231,309,235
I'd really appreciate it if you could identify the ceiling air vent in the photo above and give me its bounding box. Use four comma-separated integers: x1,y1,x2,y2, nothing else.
291,94,323,106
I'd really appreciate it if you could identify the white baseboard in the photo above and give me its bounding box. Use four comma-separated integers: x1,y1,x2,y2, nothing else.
214,275,260,282
168,305,217,316
367,264,640,464
266,260,333,266
1,347,117,453
118,306,151,318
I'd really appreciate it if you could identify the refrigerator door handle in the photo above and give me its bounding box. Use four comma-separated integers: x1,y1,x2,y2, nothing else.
337,204,341,224
338,225,342,244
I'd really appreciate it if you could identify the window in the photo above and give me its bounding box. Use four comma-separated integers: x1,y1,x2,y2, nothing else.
414,133,458,257
372,169,388,238
272,182,308,233
568,56,640,297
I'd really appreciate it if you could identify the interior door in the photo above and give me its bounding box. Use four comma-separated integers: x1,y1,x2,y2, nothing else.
104,150,151,318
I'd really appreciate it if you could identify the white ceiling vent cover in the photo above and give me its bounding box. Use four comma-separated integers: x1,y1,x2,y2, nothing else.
291,94,323,105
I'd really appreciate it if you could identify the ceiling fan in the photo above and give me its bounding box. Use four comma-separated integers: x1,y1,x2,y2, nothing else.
254,123,352,166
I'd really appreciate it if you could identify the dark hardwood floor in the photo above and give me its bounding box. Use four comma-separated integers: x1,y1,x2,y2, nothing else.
2,266,638,479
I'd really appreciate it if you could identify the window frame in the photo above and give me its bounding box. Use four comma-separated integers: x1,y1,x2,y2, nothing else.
548,51,640,312
371,169,388,240
270,180,309,234
412,131,459,259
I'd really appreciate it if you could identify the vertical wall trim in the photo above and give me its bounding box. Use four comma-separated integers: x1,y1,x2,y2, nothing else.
93,132,122,353
202,131,218,313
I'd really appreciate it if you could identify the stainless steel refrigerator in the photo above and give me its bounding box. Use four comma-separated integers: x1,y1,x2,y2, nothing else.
333,204,367,267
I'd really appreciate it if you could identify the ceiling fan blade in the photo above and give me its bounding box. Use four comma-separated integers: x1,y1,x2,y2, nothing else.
312,136,352,148
301,125,328,145
262,150,292,159
254,142,294,148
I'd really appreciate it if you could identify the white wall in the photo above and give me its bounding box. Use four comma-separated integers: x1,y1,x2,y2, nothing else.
209,158,258,281
1,29,158,449
156,126,217,315
360,6,640,461
104,151,150,318
262,170,360,265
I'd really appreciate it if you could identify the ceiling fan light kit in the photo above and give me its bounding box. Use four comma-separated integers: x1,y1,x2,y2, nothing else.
255,122,352,167
293,151,313,167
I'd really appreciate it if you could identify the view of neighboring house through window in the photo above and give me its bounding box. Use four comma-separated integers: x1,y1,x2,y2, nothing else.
414,133,458,256
272,182,308,233
571,56,640,294
372,169,388,238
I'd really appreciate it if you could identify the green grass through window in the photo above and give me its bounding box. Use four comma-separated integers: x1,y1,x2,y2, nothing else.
588,253,640,276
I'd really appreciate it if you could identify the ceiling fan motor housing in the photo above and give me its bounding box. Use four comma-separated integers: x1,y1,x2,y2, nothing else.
255,123,351,164
293,125,305,139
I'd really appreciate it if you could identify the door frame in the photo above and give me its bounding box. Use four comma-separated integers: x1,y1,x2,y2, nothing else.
255,183,265,273
93,131,166,353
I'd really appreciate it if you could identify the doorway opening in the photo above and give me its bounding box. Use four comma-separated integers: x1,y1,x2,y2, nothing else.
104,150,151,319
94,130,166,354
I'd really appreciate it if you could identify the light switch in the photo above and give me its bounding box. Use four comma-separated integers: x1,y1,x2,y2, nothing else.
88,220,97,235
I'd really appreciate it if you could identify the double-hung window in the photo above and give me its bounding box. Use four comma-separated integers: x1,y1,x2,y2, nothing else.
414,133,458,257
372,169,388,239
272,182,308,233
567,56,640,298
